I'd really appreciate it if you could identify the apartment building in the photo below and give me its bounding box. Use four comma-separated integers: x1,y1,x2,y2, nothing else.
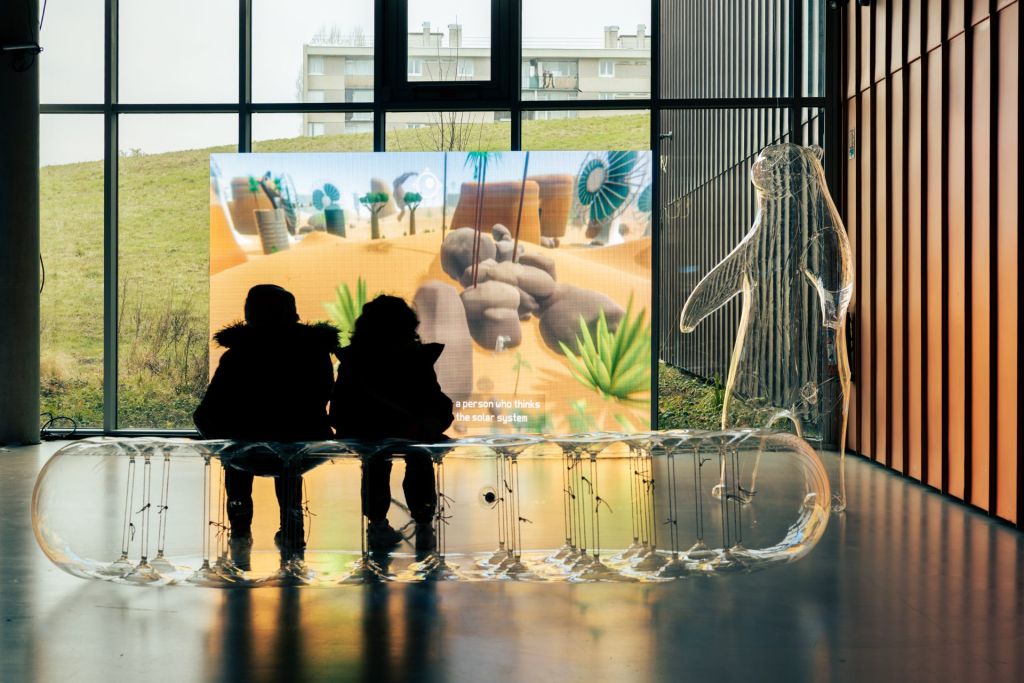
302,23,651,136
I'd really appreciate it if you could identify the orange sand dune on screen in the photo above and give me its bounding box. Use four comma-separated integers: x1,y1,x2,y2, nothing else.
210,230,652,433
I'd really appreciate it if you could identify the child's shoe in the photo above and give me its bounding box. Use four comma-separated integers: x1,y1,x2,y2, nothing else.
367,520,404,551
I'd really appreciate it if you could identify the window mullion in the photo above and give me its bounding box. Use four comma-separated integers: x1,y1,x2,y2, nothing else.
103,0,119,432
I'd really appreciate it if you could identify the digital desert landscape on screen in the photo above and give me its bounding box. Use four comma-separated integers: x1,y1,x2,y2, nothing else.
210,151,653,434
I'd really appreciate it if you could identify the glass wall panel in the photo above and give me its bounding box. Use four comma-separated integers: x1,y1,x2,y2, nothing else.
660,0,792,99
252,113,374,152
119,0,238,103
117,115,237,428
385,111,511,151
522,0,650,101
657,107,792,429
39,1,103,103
40,115,105,428
521,109,649,150
253,0,375,104
407,0,490,82
801,0,827,98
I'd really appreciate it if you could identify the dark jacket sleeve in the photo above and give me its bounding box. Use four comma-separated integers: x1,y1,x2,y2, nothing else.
193,349,240,439
410,344,454,438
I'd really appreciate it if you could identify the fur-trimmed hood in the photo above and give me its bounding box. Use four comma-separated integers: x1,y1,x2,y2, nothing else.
213,321,341,351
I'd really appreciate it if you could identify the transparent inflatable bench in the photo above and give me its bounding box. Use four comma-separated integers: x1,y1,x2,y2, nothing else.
32,430,830,585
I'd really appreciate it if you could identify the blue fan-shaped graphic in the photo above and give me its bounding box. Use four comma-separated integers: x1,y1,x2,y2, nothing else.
575,151,646,227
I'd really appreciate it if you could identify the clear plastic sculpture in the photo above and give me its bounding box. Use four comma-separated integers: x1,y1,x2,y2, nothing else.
32,432,829,586
679,144,854,512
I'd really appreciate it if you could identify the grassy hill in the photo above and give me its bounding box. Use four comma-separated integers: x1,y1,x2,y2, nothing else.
40,113,650,429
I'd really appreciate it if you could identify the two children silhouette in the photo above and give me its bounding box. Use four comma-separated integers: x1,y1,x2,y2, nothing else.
194,285,452,566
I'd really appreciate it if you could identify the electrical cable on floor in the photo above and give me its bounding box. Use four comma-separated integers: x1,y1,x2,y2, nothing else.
40,412,77,440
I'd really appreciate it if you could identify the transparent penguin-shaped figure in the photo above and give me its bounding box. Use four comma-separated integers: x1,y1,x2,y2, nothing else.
679,143,854,512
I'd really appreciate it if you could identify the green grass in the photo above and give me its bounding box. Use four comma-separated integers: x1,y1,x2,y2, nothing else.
657,362,728,430
40,113,651,429
658,361,794,432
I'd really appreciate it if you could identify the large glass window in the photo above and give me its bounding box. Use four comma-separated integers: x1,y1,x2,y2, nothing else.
38,1,829,431
117,115,236,429
39,1,103,104
522,0,650,101
253,0,375,104
521,110,649,150
386,112,511,152
39,115,105,428
407,0,490,83
252,114,375,152
119,0,238,103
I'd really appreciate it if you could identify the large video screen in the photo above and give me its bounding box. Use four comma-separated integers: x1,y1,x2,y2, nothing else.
210,151,652,434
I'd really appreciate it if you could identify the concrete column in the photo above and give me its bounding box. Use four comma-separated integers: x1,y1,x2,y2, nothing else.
0,0,41,445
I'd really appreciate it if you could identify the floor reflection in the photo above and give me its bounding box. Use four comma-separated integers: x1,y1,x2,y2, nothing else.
2,444,1023,682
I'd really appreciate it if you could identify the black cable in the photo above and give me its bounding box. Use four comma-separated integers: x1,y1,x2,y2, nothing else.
39,0,48,31
40,412,79,440
2,0,43,72
39,253,45,294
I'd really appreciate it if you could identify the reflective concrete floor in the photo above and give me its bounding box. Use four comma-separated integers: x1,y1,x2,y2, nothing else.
3,442,1023,682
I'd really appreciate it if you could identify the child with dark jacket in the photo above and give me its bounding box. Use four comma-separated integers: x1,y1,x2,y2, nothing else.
194,284,339,565
330,295,454,551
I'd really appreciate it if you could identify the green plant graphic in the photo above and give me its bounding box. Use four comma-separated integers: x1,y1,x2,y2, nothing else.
403,191,422,235
324,277,369,346
359,191,389,239
559,294,651,401
567,400,596,433
613,413,636,432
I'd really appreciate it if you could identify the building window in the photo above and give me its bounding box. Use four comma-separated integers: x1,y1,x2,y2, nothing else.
348,89,374,104
308,55,325,75
457,59,475,78
408,58,423,76
599,60,616,77
308,122,325,136
347,89,373,119
545,61,578,77
344,59,374,76
307,89,325,103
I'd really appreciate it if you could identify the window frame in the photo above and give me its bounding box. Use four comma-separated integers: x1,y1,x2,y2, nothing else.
37,0,837,433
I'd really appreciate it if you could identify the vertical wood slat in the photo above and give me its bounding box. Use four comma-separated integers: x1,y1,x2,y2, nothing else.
924,41,944,492
994,1,1018,524
969,18,991,509
843,0,1020,526
947,31,967,502
859,88,874,459
906,59,924,482
891,66,906,475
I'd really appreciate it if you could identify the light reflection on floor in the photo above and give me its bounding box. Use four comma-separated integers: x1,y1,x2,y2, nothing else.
2,442,1023,682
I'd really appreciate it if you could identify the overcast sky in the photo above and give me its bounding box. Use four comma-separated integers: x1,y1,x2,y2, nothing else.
39,0,649,166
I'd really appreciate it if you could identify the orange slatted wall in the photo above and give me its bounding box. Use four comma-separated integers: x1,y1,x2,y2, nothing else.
842,0,1020,525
